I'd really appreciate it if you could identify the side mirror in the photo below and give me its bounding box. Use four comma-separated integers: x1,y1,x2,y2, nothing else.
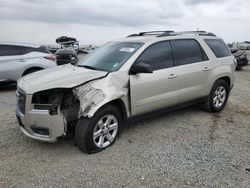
130,62,153,75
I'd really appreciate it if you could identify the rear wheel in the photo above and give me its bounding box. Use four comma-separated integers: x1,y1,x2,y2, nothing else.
75,105,122,154
205,79,229,112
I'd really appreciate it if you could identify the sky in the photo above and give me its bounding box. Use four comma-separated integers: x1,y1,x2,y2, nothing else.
0,0,249,45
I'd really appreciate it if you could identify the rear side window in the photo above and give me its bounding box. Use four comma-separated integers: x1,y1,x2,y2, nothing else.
0,45,27,56
205,39,231,58
35,46,50,54
21,46,50,54
136,41,174,70
172,39,207,66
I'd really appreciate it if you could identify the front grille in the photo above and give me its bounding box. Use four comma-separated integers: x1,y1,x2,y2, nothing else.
16,88,26,114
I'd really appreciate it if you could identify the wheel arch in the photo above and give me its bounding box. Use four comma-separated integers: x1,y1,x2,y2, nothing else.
218,76,231,88
87,98,128,124
208,73,232,94
22,66,44,76
105,99,128,125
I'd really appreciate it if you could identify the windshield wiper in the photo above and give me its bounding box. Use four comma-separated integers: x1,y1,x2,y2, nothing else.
78,65,97,70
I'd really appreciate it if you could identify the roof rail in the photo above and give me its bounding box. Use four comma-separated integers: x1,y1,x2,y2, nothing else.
127,34,140,37
138,30,174,36
127,30,217,38
158,31,216,37
127,31,174,37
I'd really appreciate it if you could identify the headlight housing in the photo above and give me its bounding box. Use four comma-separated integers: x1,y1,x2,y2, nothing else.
32,89,65,104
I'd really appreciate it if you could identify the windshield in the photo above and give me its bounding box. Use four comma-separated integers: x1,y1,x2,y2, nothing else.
78,42,144,72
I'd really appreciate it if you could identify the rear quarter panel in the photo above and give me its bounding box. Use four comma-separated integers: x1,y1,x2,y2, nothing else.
206,56,235,94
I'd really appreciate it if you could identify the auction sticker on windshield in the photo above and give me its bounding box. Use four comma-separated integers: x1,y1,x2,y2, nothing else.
119,48,135,52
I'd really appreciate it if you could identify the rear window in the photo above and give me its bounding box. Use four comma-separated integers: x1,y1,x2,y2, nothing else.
35,46,51,54
205,39,231,58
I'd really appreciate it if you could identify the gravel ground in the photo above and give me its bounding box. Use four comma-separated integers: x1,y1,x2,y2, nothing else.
0,67,250,188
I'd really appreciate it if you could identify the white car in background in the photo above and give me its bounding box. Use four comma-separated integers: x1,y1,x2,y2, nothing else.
0,42,57,84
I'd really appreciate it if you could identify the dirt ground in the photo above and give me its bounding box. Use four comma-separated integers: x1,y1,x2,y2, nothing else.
0,67,250,188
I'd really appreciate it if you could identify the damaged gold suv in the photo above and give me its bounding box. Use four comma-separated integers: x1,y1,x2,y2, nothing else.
16,31,236,153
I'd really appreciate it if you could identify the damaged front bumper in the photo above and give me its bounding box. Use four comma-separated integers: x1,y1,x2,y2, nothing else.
16,93,65,142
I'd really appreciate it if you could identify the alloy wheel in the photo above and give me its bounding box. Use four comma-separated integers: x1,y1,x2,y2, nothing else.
213,86,226,108
93,115,118,148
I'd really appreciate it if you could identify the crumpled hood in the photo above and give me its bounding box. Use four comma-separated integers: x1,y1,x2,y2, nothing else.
18,64,108,94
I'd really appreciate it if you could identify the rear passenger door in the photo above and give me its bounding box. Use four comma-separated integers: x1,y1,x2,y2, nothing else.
171,39,211,102
130,41,180,116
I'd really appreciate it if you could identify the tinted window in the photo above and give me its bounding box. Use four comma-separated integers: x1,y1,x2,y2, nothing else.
0,45,48,56
172,39,206,66
35,46,50,54
0,45,26,56
135,41,173,70
205,39,231,58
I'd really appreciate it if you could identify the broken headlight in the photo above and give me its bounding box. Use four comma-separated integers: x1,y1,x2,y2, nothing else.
32,89,65,111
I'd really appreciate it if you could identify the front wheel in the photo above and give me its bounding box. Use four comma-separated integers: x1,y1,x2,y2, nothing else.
205,79,230,112
75,105,122,154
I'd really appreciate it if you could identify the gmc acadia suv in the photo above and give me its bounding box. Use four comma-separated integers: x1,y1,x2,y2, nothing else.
16,31,236,153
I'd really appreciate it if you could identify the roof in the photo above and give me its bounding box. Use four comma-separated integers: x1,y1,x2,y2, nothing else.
0,41,42,48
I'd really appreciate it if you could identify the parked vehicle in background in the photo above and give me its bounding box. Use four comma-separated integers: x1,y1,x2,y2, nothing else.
54,36,79,65
79,46,96,54
16,31,235,154
0,42,57,84
55,49,78,65
231,50,249,70
47,45,60,54
230,41,250,51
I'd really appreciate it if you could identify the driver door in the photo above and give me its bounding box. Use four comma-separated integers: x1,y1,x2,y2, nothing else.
129,41,180,116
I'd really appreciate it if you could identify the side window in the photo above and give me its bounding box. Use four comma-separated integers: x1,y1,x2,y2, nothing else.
36,46,50,54
172,39,206,66
24,46,49,54
135,41,174,70
205,39,231,58
0,45,27,56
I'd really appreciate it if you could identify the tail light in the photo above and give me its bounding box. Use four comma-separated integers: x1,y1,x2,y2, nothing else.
44,55,56,61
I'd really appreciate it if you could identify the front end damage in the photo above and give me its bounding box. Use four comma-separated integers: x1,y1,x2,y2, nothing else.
73,83,105,117
16,88,80,142
16,74,129,142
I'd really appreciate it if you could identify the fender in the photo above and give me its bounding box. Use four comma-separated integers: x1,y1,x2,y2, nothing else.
73,73,130,118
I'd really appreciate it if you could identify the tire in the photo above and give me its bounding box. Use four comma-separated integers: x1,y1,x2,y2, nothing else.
75,105,122,154
23,68,41,76
205,79,230,112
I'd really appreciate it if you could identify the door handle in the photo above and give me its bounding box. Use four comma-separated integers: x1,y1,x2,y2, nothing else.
168,74,177,79
203,67,210,71
19,59,26,62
